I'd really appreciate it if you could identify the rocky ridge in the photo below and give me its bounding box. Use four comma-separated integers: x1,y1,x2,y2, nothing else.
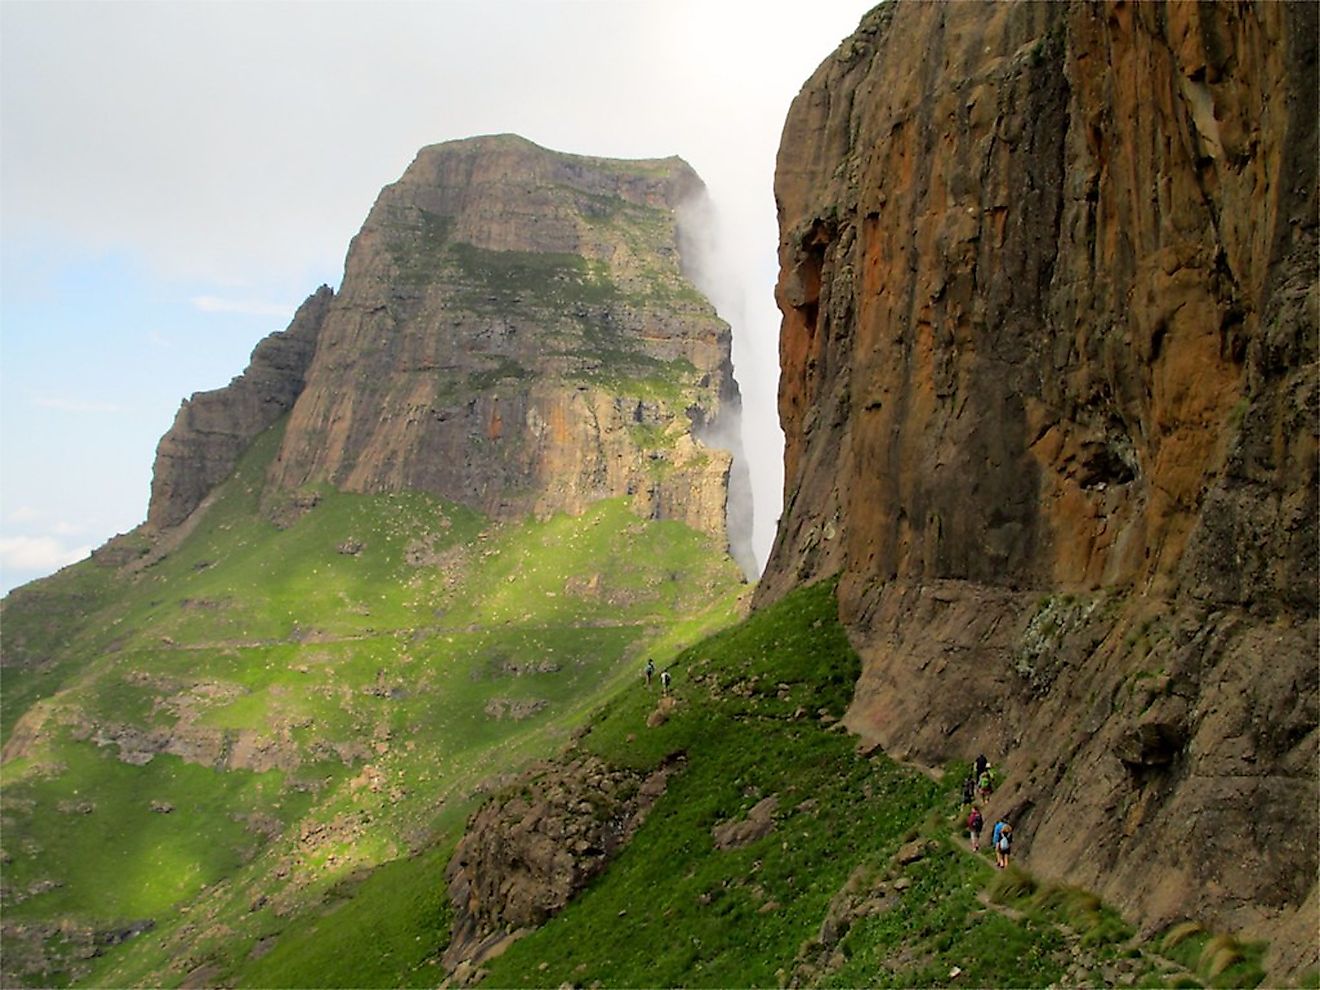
149,134,752,569
761,1,1317,979
149,287,333,529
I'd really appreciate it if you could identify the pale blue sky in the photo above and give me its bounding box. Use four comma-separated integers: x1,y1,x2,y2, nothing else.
0,0,876,593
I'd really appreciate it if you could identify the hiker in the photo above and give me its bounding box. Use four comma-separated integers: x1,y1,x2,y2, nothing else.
645,658,655,687
967,806,984,851
974,753,989,779
977,764,995,803
660,669,672,696
993,821,1013,869
961,773,976,806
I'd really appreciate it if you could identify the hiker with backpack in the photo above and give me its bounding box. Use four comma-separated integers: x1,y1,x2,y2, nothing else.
967,806,984,851
977,764,995,803
645,658,655,687
993,821,1013,868
961,773,976,806
660,669,672,696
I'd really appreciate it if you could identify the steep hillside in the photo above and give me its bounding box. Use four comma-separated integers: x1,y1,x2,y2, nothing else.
0,135,754,987
427,580,1273,990
761,1,1316,979
0,419,747,988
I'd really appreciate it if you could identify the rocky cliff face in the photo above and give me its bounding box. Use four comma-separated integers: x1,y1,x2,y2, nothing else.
148,135,752,568
149,286,334,529
763,1,1316,977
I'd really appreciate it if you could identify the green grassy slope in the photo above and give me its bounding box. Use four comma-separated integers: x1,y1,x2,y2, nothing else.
476,580,1272,990
0,419,747,988
2,430,1276,988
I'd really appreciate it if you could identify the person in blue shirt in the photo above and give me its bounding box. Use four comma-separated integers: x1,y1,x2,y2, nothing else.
992,820,1013,868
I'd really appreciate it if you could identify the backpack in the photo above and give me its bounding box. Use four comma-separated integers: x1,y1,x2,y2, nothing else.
968,810,983,831
998,832,1011,853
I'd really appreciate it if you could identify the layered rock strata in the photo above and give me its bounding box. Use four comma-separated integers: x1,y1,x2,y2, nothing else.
763,1,1316,977
148,135,752,566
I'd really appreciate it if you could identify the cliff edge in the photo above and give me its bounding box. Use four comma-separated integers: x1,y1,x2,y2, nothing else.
762,2,1316,977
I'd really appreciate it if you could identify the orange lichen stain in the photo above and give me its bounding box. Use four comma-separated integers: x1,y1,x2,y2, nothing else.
548,398,572,446
487,400,503,441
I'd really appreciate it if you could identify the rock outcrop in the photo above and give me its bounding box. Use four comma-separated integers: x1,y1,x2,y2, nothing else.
441,755,675,978
762,1,1316,978
148,135,752,568
149,286,333,529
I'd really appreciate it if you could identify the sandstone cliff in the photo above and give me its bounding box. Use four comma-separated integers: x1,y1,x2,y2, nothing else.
148,135,752,567
763,1,1316,977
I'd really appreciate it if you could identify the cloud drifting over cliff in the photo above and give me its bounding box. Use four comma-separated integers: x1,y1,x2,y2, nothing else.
0,0,876,591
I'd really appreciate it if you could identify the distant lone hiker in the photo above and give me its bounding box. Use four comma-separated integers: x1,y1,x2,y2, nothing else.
660,669,672,696
645,658,655,687
967,806,984,852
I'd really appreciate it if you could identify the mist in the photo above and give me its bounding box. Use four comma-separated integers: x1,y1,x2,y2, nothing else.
677,191,778,578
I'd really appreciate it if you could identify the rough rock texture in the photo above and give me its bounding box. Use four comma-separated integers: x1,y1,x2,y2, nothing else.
441,754,675,976
146,135,752,568
148,286,333,528
762,1,1317,978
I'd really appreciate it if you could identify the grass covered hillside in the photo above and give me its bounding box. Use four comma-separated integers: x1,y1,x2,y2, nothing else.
1,462,1280,988
0,418,747,988
470,580,1275,990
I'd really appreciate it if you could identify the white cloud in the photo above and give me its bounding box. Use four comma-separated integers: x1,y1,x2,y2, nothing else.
0,535,91,571
190,295,295,318
1,507,84,535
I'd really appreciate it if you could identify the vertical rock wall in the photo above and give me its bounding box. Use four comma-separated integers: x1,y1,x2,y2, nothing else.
763,2,1316,976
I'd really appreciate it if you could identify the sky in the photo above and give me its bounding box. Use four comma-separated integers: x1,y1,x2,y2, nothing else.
0,0,876,594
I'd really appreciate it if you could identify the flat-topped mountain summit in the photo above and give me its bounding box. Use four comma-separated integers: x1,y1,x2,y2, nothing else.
150,134,753,572
0,135,755,987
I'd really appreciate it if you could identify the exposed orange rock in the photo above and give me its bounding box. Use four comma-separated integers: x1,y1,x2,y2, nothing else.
762,1,1316,978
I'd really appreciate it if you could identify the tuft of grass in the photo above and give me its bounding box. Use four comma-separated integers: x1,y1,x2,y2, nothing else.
988,864,1039,904
1159,922,1267,989
1163,920,1206,952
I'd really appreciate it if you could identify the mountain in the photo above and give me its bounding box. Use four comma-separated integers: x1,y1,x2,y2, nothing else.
3,4,1315,986
150,133,753,574
0,136,752,988
761,0,1317,978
